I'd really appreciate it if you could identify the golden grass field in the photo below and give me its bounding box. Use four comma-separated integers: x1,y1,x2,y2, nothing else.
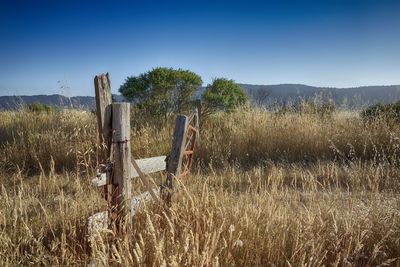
0,108,399,266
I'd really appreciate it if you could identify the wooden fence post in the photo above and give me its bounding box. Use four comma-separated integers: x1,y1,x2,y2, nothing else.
111,103,132,230
94,73,112,160
164,115,188,202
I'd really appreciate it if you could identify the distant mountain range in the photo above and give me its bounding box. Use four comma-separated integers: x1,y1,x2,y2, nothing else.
239,84,400,109
0,94,124,111
1,84,400,110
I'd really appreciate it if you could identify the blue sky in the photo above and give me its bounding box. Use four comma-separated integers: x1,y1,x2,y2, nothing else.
1,0,400,96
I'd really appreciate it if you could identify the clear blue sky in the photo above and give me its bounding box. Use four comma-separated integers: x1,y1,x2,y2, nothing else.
1,0,400,96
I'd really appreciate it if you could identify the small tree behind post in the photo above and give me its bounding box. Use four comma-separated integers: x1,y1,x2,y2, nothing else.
111,103,132,231
164,115,188,203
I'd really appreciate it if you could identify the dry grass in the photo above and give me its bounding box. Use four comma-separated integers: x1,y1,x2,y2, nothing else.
197,108,400,166
0,110,97,174
0,108,399,266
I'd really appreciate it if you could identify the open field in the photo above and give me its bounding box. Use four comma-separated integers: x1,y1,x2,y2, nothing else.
0,109,399,266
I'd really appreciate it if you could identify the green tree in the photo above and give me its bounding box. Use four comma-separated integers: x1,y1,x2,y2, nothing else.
202,78,248,115
119,67,202,117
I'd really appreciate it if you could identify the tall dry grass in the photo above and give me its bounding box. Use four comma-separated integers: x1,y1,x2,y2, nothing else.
0,108,399,266
0,110,97,174
1,108,399,173
197,108,400,167
1,165,399,265
0,110,172,174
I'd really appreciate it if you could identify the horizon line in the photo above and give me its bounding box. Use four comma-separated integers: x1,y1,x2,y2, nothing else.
2,83,400,97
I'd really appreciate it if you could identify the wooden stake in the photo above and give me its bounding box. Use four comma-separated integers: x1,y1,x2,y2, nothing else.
94,73,112,160
111,103,132,230
164,115,188,202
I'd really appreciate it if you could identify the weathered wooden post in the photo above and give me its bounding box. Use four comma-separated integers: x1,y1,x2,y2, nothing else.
163,115,188,202
111,103,132,231
89,74,112,265
94,73,112,160
94,73,113,210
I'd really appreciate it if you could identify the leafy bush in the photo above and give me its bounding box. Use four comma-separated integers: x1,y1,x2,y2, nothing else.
28,102,56,113
119,67,202,118
362,101,400,122
201,78,248,116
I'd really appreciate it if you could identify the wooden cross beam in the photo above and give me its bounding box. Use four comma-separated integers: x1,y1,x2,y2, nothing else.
92,156,167,187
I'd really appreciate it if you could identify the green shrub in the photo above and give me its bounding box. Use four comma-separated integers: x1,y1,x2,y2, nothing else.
28,102,56,113
119,67,202,118
201,78,248,116
362,101,400,122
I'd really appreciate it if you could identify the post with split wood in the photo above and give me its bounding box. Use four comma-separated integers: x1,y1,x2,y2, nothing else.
94,73,113,207
163,115,188,203
94,73,112,160
111,103,132,231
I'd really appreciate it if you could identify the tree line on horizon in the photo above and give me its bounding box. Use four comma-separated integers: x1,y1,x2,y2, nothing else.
118,67,400,121
118,67,248,118
3,66,400,122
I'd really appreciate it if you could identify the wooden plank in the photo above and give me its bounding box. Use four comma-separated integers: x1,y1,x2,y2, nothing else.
111,103,132,229
94,73,112,160
88,211,108,234
185,108,199,171
164,115,188,201
92,156,166,187
88,189,160,233
92,172,107,187
131,156,166,178
131,190,160,215
131,159,160,202
188,125,197,132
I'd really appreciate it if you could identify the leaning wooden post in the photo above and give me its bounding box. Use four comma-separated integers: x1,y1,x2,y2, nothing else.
163,115,188,203
111,103,132,231
94,73,112,160
94,74,113,211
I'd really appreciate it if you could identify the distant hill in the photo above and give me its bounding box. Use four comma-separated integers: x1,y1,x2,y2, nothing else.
0,94,126,111
1,84,400,110
0,95,96,110
240,84,400,109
